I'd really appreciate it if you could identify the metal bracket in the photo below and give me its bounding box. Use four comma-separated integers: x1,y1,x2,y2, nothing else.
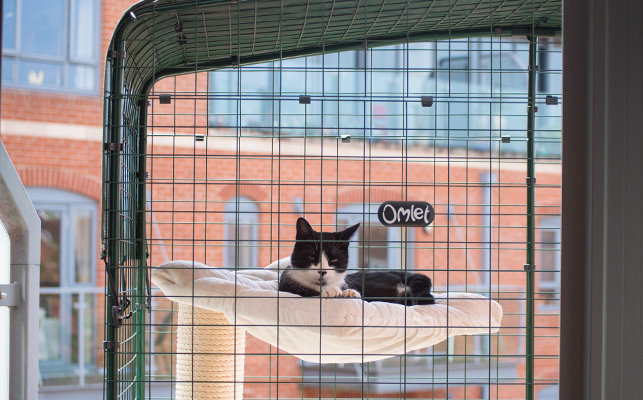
299,95,311,105
103,341,120,351
135,303,151,311
230,55,239,67
526,177,537,185
159,94,172,104
545,95,559,105
104,143,123,152
0,283,19,307
107,50,126,59
421,96,434,107
524,264,536,271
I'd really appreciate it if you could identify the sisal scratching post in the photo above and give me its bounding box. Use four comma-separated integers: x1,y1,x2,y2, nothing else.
176,304,246,400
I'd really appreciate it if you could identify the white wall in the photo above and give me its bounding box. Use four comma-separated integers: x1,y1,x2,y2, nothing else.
562,0,643,398
0,220,10,400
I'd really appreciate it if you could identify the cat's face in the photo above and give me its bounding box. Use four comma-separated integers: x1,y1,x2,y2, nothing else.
289,217,360,288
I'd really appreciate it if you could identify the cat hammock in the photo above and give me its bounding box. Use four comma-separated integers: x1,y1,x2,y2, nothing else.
152,259,502,399
152,258,503,359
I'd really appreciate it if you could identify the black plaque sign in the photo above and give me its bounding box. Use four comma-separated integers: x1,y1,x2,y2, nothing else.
377,201,435,227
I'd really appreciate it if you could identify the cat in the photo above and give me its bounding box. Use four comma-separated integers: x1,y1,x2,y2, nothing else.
278,217,435,306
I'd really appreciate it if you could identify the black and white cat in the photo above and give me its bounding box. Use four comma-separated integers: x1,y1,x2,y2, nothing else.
278,217,435,306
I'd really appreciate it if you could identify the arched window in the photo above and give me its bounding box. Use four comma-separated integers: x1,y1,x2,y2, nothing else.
27,187,101,387
224,196,259,269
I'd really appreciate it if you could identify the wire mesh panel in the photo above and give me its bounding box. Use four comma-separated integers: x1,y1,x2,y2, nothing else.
102,1,561,399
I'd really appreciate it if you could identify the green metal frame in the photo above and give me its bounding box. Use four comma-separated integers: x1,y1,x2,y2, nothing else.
525,34,538,400
101,0,561,398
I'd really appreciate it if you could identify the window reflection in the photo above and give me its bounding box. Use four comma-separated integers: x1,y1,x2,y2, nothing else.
39,209,62,287
224,197,259,269
20,0,65,57
75,210,93,283
2,0,99,93
39,294,62,362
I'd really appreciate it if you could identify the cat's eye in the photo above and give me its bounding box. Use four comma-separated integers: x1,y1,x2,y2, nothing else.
308,256,315,260
330,259,338,263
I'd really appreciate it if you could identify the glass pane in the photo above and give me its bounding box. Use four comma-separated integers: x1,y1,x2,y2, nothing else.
237,224,253,268
72,294,79,365
40,293,79,386
226,224,236,267
359,225,388,270
85,294,103,383
39,209,62,287
1,58,13,81
39,294,62,362
70,0,96,61
20,0,65,57
74,209,93,283
69,64,96,92
81,295,97,364
227,223,255,268
540,230,558,283
18,60,63,88
2,0,16,49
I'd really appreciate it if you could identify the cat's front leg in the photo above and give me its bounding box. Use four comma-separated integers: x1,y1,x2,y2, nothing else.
321,285,343,298
341,289,361,298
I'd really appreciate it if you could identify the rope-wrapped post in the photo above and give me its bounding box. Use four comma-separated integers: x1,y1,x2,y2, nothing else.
176,304,246,400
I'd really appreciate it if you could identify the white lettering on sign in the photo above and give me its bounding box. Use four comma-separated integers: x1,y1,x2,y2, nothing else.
381,203,432,225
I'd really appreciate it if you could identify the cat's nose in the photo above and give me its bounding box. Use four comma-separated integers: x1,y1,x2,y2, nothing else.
318,271,327,276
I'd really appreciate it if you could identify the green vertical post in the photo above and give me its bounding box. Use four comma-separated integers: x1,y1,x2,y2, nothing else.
104,41,124,400
525,33,537,400
136,99,149,400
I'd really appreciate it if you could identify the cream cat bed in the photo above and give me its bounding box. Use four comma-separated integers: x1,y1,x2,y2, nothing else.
152,258,503,363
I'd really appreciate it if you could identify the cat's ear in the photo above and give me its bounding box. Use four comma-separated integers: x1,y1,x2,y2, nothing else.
296,217,315,239
338,223,360,241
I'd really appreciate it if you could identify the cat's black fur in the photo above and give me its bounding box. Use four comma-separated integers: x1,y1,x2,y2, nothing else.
278,217,435,306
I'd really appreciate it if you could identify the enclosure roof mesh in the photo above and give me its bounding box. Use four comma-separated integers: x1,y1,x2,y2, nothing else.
110,0,561,95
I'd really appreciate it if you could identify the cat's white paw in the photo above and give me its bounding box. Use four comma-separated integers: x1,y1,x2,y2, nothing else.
322,286,343,298
341,289,361,298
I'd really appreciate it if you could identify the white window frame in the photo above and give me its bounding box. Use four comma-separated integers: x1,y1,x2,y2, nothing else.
1,0,101,94
0,220,10,400
27,187,101,387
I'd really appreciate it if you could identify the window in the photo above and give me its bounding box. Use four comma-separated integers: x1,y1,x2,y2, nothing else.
224,197,259,269
27,188,102,387
2,0,100,93
437,52,527,91
538,217,561,308
336,204,412,270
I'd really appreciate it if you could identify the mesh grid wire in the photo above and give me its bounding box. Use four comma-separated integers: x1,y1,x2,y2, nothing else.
102,0,562,399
